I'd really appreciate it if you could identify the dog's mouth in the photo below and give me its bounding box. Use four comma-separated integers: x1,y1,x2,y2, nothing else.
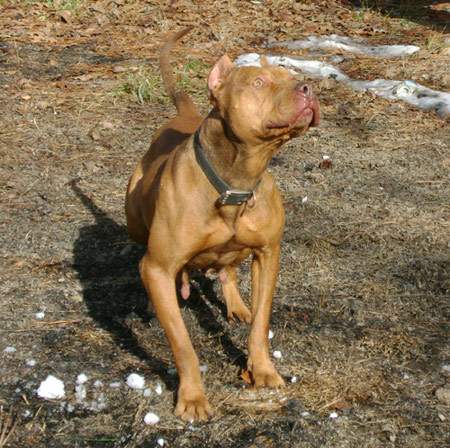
266,86,320,132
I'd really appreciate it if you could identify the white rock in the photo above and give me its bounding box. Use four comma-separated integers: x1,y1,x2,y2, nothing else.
273,350,282,359
22,409,32,418
301,196,308,204
37,375,65,400
3,346,16,353
76,373,88,384
26,359,36,367
435,387,450,405
75,384,87,403
157,437,165,447
143,412,160,425
94,380,103,388
267,35,420,58
322,155,330,160
155,383,163,395
109,381,121,389
291,375,298,383
268,330,274,339
35,311,45,320
126,373,145,390
143,388,152,397
329,411,338,419
301,411,310,417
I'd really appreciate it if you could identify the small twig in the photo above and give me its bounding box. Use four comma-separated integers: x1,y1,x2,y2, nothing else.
215,391,236,409
0,407,17,448
34,319,84,326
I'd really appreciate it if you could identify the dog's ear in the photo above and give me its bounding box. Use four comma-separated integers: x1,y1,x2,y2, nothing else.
208,54,234,93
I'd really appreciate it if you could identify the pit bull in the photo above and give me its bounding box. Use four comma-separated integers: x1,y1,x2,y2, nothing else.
125,27,319,421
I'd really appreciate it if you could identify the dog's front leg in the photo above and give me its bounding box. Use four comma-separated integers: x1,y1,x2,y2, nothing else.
139,253,212,421
247,245,285,387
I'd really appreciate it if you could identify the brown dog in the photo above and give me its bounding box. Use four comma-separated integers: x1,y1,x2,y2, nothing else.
125,28,319,421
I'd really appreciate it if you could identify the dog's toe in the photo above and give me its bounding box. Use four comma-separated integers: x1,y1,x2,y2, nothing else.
227,304,252,324
249,361,285,388
175,389,212,422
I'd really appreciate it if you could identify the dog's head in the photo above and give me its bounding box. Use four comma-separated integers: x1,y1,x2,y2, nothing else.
208,55,320,145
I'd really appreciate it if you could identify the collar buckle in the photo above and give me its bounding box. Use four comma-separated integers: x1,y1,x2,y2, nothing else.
216,189,254,207
194,129,258,208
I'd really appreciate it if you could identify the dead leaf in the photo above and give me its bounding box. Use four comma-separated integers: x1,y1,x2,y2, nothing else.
112,65,127,73
332,399,352,410
319,158,333,170
95,14,110,26
100,120,114,130
240,369,253,385
90,129,101,141
58,10,72,23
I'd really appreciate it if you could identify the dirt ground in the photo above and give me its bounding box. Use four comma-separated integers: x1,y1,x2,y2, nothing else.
0,1,449,447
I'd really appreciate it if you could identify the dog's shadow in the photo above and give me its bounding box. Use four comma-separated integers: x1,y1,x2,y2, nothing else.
70,181,245,390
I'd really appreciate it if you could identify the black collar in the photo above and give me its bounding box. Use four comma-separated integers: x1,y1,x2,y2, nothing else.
193,129,258,207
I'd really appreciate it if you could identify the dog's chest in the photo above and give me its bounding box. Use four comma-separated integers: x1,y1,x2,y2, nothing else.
187,207,273,269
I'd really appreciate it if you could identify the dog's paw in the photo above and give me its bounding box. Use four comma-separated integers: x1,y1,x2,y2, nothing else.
249,362,285,388
227,303,252,324
175,387,212,422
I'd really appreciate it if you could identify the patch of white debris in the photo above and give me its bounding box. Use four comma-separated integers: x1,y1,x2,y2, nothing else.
268,35,419,58
291,375,298,383
157,437,165,447
329,411,339,419
143,388,152,397
75,383,87,403
268,329,274,339
26,359,36,367
87,392,107,412
273,350,282,359
236,53,450,118
76,373,88,384
37,375,65,400
143,412,160,425
35,311,45,320
109,381,121,388
3,346,16,353
155,383,163,395
126,373,145,390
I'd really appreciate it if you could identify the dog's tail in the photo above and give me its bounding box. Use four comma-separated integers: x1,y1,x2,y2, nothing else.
160,27,198,116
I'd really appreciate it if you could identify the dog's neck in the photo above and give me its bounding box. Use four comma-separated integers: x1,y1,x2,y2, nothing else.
198,109,279,191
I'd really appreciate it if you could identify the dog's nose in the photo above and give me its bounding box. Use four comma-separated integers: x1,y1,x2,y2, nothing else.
296,83,312,97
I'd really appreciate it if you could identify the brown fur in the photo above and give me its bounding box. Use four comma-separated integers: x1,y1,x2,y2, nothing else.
125,28,319,421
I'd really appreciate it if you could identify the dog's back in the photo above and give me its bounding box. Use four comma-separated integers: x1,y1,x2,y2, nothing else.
125,28,202,244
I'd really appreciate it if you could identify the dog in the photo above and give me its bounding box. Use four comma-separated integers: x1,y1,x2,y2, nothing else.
125,27,319,421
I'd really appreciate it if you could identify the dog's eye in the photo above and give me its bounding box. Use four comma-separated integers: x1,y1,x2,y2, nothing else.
253,78,265,88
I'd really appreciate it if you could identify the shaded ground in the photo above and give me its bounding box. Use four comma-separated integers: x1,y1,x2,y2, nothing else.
0,1,449,447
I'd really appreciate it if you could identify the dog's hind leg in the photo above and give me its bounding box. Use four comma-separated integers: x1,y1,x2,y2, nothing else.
220,266,251,324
